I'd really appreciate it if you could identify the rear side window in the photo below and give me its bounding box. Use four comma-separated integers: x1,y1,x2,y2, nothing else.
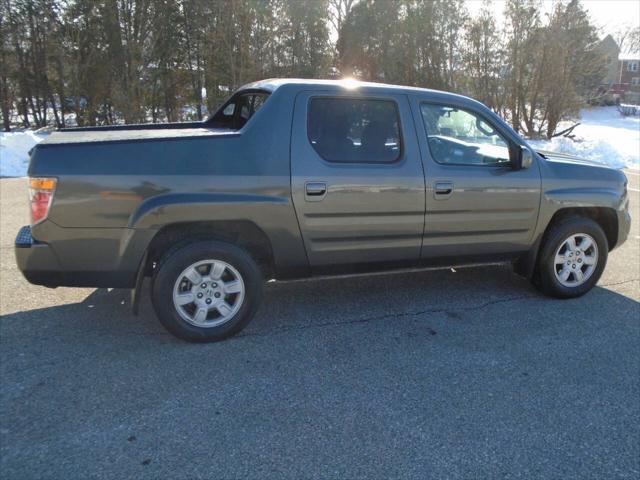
209,91,269,130
308,98,401,163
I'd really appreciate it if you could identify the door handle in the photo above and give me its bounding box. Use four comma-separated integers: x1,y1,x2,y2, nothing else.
305,181,327,201
434,181,453,199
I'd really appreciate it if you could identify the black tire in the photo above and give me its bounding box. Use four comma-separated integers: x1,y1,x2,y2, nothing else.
535,216,608,299
151,240,263,342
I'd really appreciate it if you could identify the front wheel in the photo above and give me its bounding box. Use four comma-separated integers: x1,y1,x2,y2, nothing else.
535,217,608,299
151,240,263,342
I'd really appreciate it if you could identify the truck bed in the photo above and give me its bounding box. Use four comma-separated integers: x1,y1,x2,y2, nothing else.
41,126,238,146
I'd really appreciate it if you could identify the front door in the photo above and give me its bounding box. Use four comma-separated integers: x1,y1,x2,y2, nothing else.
290,91,425,271
411,97,542,261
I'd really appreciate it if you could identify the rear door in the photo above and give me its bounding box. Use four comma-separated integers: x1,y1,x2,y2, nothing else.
290,91,425,270
411,97,541,261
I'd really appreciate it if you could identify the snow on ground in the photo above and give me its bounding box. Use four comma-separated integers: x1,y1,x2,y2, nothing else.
0,130,49,177
527,106,640,170
0,107,638,177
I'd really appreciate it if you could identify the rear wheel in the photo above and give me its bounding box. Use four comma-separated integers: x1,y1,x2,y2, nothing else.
151,240,263,342
535,217,608,298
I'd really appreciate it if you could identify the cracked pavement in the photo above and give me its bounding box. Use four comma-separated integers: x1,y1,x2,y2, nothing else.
1,175,639,479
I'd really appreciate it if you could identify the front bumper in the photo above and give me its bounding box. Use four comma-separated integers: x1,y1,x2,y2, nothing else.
15,225,64,287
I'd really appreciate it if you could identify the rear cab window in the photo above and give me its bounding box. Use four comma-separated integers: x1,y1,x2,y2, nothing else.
208,91,270,130
307,97,402,163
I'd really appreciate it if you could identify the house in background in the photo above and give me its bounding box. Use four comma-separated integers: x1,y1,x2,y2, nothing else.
618,54,640,85
598,35,620,86
597,35,640,105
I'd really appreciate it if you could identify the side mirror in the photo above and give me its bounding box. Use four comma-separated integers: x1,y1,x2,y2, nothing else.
510,145,533,170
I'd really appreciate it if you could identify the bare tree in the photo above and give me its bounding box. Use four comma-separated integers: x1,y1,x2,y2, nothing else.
615,24,640,54
462,0,504,113
0,0,610,132
0,0,13,131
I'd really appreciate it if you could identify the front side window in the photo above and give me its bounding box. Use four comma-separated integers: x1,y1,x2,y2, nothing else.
420,103,510,166
308,97,401,163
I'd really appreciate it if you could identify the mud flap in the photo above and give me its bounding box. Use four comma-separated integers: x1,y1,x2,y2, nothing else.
514,234,542,279
131,250,148,315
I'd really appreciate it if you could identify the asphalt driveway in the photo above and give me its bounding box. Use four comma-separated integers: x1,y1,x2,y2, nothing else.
1,175,639,479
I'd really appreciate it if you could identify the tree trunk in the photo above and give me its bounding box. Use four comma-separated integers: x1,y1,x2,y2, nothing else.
0,72,10,131
54,56,65,128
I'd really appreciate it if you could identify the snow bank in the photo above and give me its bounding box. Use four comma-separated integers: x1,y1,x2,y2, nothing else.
0,131,48,177
528,107,640,170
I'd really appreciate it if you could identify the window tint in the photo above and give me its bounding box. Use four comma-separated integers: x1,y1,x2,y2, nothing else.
209,91,269,130
420,104,510,166
308,98,401,163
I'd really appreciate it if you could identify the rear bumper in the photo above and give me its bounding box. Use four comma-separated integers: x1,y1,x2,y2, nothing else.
15,225,140,288
15,226,65,287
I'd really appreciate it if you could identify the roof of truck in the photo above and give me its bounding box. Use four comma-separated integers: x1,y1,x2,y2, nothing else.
239,78,487,111
241,78,453,96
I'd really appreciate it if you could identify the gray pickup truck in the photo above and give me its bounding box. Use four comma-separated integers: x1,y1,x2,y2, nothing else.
16,79,631,342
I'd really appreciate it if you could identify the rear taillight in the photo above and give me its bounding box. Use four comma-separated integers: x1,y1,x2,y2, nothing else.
28,177,57,225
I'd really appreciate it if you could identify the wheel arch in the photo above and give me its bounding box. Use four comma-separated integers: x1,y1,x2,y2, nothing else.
515,206,618,279
127,192,310,280
543,207,618,250
144,220,276,279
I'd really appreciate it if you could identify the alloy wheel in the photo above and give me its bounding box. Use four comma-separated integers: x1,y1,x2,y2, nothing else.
553,233,598,288
172,259,245,327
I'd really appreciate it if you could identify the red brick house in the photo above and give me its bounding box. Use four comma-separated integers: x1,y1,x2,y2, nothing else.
617,54,640,85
